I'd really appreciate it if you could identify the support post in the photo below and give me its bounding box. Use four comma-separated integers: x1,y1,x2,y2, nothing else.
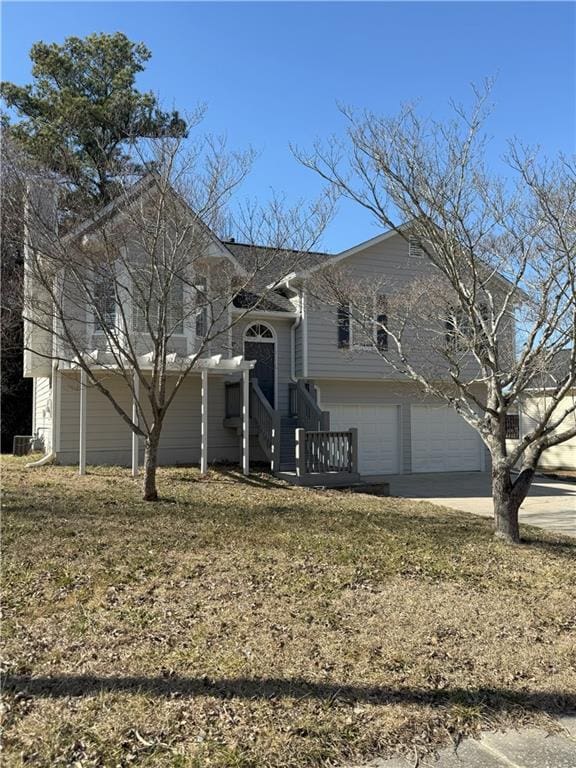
201,369,208,475
349,427,358,474
79,369,87,476
131,371,139,477
295,428,306,477
242,369,250,475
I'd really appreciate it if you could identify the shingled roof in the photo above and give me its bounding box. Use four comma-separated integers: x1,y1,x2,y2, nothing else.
224,241,334,312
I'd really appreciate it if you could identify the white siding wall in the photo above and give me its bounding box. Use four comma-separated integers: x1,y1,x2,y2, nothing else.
522,393,576,470
34,376,53,452
56,372,241,466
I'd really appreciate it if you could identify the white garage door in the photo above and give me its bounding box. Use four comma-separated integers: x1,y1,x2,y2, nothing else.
411,405,483,472
329,404,400,474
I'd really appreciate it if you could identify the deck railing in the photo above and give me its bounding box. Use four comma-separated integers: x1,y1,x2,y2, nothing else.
289,380,330,431
250,379,281,472
295,428,358,476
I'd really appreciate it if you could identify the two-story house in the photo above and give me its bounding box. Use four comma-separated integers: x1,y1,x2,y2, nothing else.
25,178,496,485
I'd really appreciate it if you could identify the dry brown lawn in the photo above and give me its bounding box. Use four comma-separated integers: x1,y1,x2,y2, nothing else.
2,457,575,767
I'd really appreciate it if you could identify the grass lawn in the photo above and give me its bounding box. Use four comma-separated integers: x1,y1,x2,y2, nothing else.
2,457,575,767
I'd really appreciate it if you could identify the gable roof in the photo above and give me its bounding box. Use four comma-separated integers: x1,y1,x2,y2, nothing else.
274,221,528,301
272,224,414,288
62,174,247,275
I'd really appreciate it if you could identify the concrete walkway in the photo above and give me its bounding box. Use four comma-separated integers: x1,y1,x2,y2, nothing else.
386,472,576,537
350,717,576,767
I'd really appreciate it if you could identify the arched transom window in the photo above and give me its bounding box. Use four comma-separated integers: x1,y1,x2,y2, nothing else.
244,323,275,342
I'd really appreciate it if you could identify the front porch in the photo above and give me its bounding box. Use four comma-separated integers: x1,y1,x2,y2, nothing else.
49,357,359,488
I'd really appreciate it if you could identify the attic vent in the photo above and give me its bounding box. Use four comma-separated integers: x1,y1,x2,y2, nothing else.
408,236,424,258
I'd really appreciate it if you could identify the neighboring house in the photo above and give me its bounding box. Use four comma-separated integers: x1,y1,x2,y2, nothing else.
25,181,515,484
520,352,576,471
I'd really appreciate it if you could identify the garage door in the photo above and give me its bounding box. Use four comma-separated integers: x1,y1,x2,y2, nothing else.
329,405,400,474
411,405,483,472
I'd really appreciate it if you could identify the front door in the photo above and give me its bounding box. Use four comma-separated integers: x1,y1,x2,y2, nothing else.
244,323,276,407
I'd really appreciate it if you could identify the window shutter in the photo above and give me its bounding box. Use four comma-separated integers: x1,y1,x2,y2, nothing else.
94,271,116,331
376,295,388,351
337,303,350,348
196,307,208,339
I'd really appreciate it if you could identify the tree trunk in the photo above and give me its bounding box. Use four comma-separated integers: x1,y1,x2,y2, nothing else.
492,463,535,544
492,463,521,544
143,432,160,501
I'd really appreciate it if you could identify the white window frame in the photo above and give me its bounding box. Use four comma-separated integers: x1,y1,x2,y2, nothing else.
243,322,276,343
193,282,209,345
350,298,388,352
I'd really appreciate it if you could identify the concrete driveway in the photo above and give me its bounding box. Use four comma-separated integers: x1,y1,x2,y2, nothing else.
386,472,576,537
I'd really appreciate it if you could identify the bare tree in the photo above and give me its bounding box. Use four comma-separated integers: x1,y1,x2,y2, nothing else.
296,85,576,544
9,132,331,500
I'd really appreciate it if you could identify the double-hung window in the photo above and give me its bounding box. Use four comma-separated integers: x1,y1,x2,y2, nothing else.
132,268,184,335
337,295,388,351
445,303,489,354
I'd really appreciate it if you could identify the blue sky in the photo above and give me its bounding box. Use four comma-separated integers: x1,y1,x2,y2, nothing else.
2,1,575,251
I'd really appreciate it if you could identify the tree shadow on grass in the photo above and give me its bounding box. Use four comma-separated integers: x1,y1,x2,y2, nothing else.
5,674,575,716
172,466,287,490
518,530,576,559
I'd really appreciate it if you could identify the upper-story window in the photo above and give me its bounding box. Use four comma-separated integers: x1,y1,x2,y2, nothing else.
408,236,425,258
167,278,184,335
337,296,388,351
93,270,116,333
132,271,184,335
445,303,490,353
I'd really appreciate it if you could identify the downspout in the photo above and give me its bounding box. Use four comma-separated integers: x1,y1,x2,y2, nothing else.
26,360,59,467
289,281,303,381
302,286,309,379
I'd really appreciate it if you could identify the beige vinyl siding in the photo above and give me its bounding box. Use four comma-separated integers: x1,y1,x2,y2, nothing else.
34,376,53,451
306,233,514,381
56,371,241,466
232,316,293,416
315,379,490,474
522,393,576,470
